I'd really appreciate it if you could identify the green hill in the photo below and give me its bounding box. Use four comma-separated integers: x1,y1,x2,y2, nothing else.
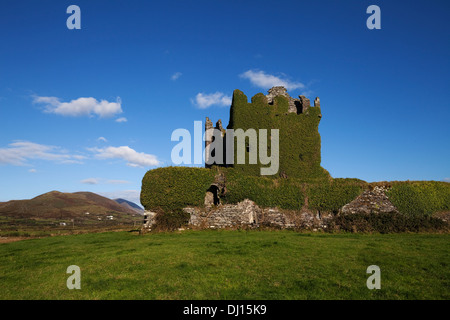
0,191,138,219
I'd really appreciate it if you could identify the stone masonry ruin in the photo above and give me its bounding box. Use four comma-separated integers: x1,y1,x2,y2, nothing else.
142,87,405,232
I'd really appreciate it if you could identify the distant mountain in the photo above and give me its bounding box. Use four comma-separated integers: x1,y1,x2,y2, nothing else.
0,191,138,219
114,198,145,214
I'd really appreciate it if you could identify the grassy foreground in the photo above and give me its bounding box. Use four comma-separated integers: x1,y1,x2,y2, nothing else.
0,230,448,300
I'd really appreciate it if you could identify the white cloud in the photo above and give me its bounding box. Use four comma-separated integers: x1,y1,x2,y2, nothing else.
442,178,450,183
107,179,130,185
90,146,160,168
171,72,182,81
97,137,108,142
81,178,100,185
80,178,130,185
192,92,232,109
33,95,123,118
60,159,84,164
0,141,84,166
239,70,305,90
126,163,140,168
115,117,128,123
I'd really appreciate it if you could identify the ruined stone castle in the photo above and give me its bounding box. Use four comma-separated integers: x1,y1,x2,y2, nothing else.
141,87,401,232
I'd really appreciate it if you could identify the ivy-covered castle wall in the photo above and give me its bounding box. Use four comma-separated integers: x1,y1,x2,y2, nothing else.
206,86,330,180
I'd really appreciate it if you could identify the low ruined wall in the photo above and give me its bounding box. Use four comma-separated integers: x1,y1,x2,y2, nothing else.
185,199,333,230
340,186,398,215
142,186,402,231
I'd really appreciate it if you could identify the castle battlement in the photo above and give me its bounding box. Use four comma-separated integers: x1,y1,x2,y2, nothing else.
266,86,320,114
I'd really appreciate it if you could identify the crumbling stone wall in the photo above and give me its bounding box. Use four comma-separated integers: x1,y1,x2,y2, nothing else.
340,186,398,215
142,185,405,232
142,210,157,231
185,186,401,230
185,199,333,230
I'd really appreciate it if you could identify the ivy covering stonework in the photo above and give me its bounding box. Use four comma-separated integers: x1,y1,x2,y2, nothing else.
227,89,330,180
140,88,450,227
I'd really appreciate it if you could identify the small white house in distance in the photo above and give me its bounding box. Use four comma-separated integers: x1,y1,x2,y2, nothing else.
85,212,90,215
60,222,67,226
106,215,114,220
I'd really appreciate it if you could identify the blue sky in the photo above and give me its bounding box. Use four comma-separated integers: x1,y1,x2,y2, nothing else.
1,0,449,204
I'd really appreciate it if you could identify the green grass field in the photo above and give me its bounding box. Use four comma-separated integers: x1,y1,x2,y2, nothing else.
0,230,448,300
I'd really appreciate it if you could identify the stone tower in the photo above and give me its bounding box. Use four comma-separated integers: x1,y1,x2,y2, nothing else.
206,86,329,180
